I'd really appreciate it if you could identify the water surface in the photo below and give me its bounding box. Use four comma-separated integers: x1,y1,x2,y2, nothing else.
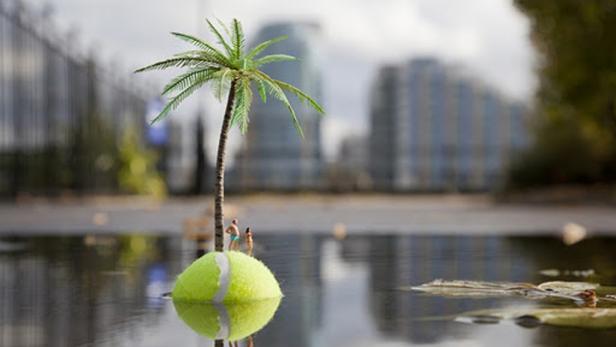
1,233,616,346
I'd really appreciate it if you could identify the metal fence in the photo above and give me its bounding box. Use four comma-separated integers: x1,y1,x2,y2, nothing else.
0,1,148,198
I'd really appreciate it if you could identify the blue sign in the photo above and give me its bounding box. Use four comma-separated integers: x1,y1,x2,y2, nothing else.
146,98,168,146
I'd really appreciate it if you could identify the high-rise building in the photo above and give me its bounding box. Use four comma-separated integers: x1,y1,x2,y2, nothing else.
369,65,400,190
233,22,323,191
369,58,529,192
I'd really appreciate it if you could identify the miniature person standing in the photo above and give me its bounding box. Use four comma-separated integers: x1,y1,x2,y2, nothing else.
225,219,240,251
245,227,254,256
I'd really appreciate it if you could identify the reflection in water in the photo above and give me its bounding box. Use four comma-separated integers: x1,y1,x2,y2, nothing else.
2,233,616,346
174,241,282,345
173,298,281,341
0,235,181,346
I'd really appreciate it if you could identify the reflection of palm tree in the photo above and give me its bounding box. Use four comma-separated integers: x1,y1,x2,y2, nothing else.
214,337,251,347
136,19,324,252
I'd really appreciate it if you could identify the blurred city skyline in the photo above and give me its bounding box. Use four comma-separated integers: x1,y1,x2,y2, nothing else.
26,0,536,161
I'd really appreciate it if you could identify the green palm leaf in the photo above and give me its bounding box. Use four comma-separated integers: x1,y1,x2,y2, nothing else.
134,57,211,73
212,68,233,101
245,35,287,60
255,73,304,137
274,79,324,114
152,79,209,123
230,78,253,133
206,19,234,58
231,19,245,60
254,54,296,67
170,32,230,64
256,78,268,103
162,68,217,96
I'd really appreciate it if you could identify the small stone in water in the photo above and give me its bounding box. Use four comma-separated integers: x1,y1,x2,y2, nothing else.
515,315,542,328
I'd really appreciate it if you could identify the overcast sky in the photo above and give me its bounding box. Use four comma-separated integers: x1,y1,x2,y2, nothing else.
29,0,536,161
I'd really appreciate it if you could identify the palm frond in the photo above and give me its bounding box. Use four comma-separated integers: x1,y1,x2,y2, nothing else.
274,79,324,114
171,32,231,64
213,68,233,101
230,78,253,133
231,19,245,59
172,50,232,68
152,79,209,123
215,18,232,38
162,68,218,96
138,18,324,135
254,72,304,137
256,78,267,103
135,57,212,73
245,35,287,60
206,19,234,57
254,54,296,67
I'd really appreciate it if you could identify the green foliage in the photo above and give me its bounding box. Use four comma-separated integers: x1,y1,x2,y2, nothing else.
510,1,616,187
117,128,167,197
136,18,324,135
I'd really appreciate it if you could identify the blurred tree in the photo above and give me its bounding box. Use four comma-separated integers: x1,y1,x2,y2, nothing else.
117,127,167,198
511,1,616,187
136,19,324,251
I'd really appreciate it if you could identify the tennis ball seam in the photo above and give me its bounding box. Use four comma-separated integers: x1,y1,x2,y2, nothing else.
213,252,231,303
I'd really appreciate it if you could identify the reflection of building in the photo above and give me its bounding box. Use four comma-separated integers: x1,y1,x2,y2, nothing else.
0,235,181,347
342,234,616,346
256,234,324,346
233,22,323,191
348,235,536,344
369,58,530,192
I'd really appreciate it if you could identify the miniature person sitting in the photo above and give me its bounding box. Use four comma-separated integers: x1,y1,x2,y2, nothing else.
225,218,240,251
245,227,254,256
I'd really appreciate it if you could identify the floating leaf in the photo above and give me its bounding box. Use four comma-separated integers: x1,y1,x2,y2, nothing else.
537,281,598,293
406,279,536,297
406,279,601,306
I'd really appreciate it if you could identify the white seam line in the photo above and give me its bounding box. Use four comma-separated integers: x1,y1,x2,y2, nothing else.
214,302,230,339
213,252,230,303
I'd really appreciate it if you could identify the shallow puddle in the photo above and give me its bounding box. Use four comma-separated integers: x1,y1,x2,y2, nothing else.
1,233,616,346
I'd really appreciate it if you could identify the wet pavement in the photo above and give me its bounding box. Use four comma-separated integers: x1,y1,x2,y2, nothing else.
1,195,616,235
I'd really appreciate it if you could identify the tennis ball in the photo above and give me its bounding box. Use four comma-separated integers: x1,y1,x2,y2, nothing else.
172,251,282,303
173,297,281,341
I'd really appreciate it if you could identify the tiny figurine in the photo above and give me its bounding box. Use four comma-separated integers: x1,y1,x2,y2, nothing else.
245,227,254,256
225,219,240,251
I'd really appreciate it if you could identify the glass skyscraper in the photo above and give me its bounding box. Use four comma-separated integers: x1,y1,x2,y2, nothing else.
370,58,529,192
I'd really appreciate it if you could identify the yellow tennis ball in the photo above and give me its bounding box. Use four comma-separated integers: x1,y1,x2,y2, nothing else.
172,251,282,303
173,297,281,341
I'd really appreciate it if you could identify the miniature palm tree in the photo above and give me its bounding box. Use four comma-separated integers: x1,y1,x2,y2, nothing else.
136,19,324,251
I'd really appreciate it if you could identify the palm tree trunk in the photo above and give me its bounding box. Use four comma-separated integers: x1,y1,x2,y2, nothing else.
214,79,238,252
